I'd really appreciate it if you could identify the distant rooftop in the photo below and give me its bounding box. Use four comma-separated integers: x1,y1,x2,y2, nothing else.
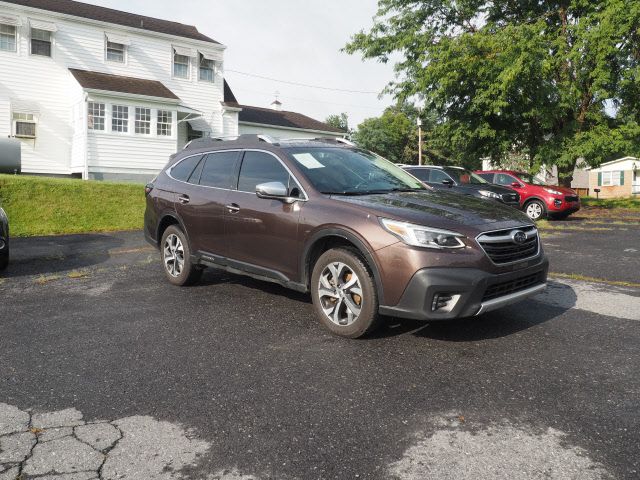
3,0,220,44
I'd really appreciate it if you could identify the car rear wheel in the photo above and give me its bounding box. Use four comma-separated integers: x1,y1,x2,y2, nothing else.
160,225,202,286
524,199,546,221
311,248,381,338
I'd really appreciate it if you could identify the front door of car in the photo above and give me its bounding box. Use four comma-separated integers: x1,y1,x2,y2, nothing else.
174,150,240,256
224,150,303,282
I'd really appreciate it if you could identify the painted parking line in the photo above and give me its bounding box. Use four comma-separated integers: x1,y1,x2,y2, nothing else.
535,279,640,321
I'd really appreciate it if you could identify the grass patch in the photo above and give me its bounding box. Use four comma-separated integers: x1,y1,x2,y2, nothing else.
581,197,640,210
0,174,145,237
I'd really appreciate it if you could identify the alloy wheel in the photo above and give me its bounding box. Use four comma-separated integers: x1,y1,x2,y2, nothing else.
163,234,185,277
318,262,363,326
526,202,543,220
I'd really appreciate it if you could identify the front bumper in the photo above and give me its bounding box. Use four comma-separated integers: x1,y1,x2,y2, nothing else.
378,255,549,321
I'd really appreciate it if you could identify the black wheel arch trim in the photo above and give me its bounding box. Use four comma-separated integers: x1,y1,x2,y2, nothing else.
155,211,191,249
301,227,385,303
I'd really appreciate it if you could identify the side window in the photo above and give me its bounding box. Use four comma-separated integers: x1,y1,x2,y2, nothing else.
170,155,202,182
237,151,290,193
429,169,452,184
495,173,517,186
477,173,495,183
199,152,238,188
407,168,430,182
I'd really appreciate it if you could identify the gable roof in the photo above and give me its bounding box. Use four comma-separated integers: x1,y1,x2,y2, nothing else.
585,156,639,170
69,69,179,100
3,0,219,44
237,105,344,134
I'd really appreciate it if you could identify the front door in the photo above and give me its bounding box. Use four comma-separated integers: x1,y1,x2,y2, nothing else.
224,150,302,282
633,170,640,195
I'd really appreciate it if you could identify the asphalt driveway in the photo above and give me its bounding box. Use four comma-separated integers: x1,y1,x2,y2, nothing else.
0,224,639,479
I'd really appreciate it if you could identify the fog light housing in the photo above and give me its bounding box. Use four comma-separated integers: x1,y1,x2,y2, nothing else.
431,293,461,313
554,199,562,207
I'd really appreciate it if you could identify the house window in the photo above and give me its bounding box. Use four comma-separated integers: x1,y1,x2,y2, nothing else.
106,41,125,63
0,24,17,52
199,54,214,82
135,107,151,134
173,49,190,78
601,171,621,186
13,112,37,138
157,110,172,136
31,28,52,57
88,102,105,131
112,105,129,133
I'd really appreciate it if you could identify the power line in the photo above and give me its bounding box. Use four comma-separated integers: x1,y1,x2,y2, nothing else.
233,86,383,111
225,69,380,94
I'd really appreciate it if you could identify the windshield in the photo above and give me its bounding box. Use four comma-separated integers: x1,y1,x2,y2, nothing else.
518,173,547,186
285,147,426,194
442,167,488,185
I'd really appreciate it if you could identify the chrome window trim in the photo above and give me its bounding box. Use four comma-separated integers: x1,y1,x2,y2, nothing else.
475,225,540,266
167,148,309,201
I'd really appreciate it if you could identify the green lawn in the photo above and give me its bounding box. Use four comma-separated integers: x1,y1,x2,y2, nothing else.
581,196,640,209
0,174,146,237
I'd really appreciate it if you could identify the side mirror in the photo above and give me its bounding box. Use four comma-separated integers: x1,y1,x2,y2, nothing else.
511,182,522,188
442,179,454,187
256,182,296,203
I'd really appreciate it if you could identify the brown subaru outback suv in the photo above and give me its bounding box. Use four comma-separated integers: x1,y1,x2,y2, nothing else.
144,135,548,338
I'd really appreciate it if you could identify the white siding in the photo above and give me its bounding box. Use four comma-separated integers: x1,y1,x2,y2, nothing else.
238,123,340,140
593,158,638,173
0,97,10,138
0,2,227,177
222,110,239,136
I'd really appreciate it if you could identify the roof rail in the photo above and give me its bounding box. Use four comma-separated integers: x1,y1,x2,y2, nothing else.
278,137,356,146
183,134,278,150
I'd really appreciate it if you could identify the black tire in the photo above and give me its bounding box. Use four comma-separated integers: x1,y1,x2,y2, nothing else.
0,251,7,271
160,225,202,286
524,199,547,221
310,248,381,338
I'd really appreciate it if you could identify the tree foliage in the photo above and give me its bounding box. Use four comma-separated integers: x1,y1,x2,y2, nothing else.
345,0,640,184
325,113,350,132
352,105,418,163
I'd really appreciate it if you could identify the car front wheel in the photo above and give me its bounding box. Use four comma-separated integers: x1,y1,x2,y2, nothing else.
524,200,546,221
160,225,202,286
311,248,381,338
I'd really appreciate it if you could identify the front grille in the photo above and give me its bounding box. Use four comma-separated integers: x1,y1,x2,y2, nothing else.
477,226,539,264
482,272,544,301
565,195,579,202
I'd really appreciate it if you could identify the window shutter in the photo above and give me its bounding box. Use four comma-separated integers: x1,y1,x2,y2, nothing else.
597,172,602,186
620,171,625,186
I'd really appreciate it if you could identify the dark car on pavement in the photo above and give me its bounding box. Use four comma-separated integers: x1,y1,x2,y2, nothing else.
402,165,520,208
0,206,8,271
475,170,581,221
144,135,548,338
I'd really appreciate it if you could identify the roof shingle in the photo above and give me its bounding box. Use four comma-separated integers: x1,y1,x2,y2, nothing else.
3,0,219,44
237,104,345,134
69,69,179,100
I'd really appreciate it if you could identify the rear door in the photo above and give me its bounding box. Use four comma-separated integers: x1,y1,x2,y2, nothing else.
223,150,303,281
174,150,240,256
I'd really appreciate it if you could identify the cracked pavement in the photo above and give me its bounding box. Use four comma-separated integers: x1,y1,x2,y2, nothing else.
1,226,639,479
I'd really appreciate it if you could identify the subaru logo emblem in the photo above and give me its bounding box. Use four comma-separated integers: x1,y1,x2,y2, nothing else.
511,230,527,244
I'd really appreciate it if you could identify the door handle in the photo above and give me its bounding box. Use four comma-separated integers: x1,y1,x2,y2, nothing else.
226,203,240,213
178,195,190,204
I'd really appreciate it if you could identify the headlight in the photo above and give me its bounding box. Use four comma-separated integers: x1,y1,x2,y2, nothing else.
478,189,501,199
543,187,563,195
380,218,466,249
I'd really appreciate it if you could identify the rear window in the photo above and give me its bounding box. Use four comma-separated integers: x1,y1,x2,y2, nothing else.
170,155,202,182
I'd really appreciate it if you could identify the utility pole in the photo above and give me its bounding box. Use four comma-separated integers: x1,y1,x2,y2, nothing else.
417,118,423,165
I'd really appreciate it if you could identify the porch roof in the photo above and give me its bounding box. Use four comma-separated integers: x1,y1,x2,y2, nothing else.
69,69,180,101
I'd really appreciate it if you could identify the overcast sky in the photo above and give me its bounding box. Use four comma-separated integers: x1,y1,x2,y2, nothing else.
88,0,396,127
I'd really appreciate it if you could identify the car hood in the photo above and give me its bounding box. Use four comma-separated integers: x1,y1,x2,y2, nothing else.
332,190,532,233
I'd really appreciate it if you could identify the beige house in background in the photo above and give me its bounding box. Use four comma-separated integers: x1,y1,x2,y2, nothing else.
587,157,640,198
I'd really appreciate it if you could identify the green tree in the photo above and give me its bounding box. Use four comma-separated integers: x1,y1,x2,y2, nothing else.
353,105,419,163
345,0,640,185
325,113,350,132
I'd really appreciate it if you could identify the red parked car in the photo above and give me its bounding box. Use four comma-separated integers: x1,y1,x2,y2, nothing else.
475,170,580,221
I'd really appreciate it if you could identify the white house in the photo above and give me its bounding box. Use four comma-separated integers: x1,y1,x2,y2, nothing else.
0,0,239,181
586,157,640,198
222,82,346,140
